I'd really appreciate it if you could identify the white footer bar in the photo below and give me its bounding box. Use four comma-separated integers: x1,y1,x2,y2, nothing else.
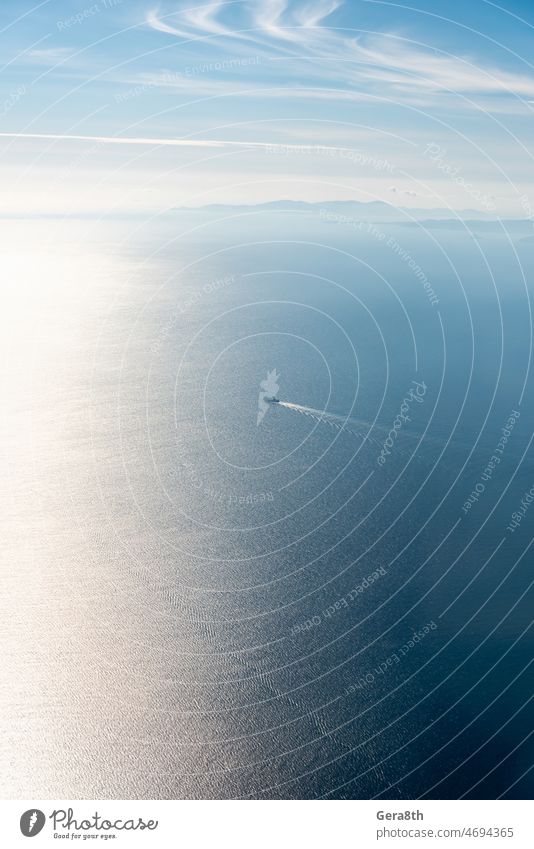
1,800,531,848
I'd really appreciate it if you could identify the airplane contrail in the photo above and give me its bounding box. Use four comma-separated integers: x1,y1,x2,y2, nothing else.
0,132,382,157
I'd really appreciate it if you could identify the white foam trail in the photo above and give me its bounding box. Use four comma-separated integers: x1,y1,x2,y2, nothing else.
273,402,532,470
276,401,453,463
277,402,386,450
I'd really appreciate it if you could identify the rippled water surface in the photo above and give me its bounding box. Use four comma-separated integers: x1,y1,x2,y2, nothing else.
1,214,533,799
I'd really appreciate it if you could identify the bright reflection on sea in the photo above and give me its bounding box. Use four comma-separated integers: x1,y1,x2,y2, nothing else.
1,221,140,796
1,216,533,799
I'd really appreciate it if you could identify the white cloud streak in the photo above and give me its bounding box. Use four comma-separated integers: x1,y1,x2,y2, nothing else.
145,2,534,105
0,131,387,156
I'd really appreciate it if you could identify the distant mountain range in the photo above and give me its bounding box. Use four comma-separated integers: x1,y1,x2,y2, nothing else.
173,199,507,222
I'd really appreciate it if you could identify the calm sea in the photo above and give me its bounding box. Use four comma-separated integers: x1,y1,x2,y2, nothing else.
1,211,533,799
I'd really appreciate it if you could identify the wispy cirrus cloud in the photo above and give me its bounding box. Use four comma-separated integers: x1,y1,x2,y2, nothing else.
146,7,191,37
293,0,342,28
145,1,534,108
26,46,75,64
147,0,342,47
353,35,534,97
185,0,240,37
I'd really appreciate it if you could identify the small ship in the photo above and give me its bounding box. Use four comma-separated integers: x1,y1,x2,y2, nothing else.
265,396,280,403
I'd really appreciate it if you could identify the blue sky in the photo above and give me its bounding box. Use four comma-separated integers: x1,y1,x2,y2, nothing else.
1,0,534,215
